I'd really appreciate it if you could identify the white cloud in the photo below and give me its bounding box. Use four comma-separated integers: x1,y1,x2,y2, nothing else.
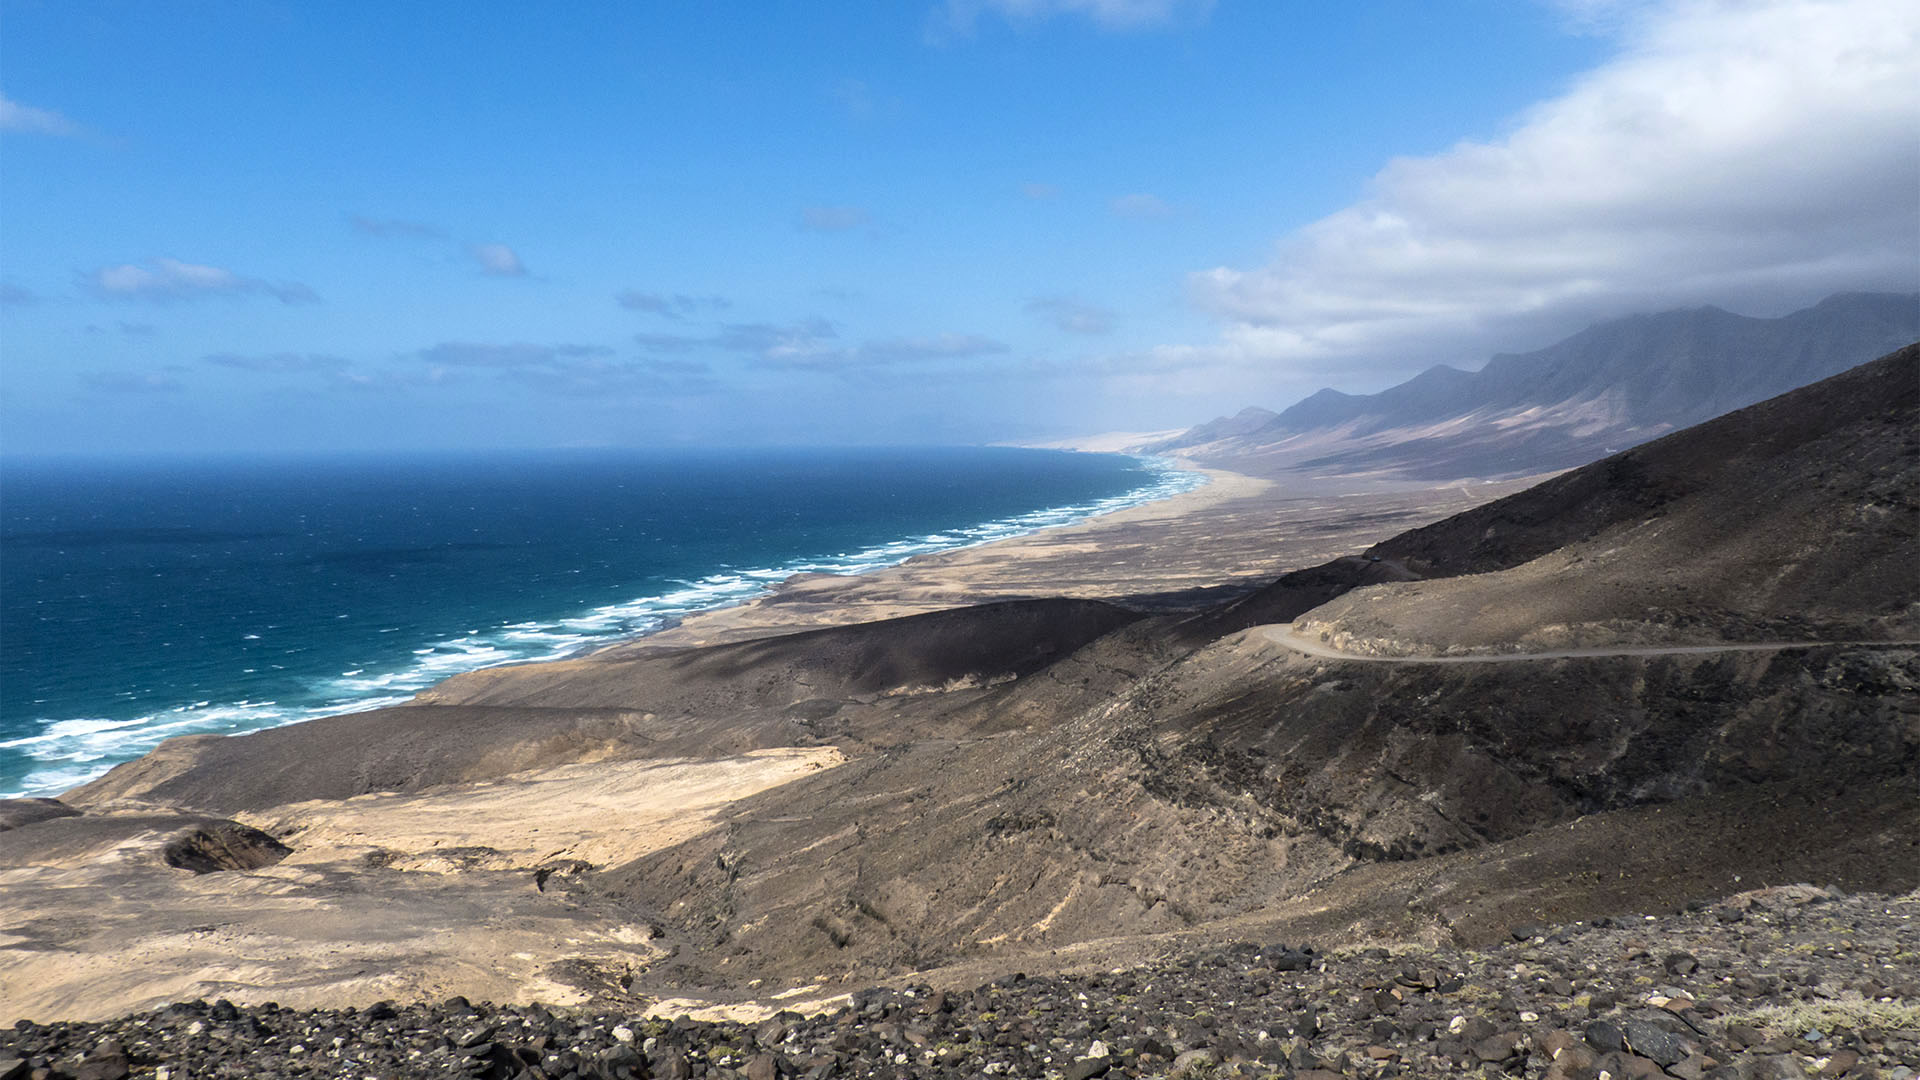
1020,182,1061,200
939,0,1211,32
85,258,318,304
1110,192,1173,219
469,243,527,277
0,94,79,136
1177,0,1920,385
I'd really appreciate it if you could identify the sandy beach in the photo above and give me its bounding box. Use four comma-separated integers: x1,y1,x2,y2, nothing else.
610,460,1545,652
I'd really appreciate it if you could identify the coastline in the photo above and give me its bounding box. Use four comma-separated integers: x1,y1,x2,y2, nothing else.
4,452,1202,799
10,456,1544,1022
16,453,1537,801
598,461,1544,654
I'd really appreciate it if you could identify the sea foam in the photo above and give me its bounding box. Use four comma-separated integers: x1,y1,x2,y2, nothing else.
2,457,1203,797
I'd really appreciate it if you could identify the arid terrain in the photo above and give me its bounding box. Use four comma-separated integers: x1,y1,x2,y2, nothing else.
2,347,1916,1080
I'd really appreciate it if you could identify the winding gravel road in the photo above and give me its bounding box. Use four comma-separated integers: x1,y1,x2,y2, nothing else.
1259,624,1920,664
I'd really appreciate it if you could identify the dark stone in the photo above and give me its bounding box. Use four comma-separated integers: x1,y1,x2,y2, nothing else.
1138,1037,1174,1060
1062,1055,1112,1080
1665,952,1700,976
69,1050,130,1080
1472,1032,1525,1062
161,821,292,874
1584,1020,1626,1053
1622,1018,1686,1066
1459,1016,1499,1043
1741,1056,1812,1080
1269,949,1313,972
1513,924,1546,941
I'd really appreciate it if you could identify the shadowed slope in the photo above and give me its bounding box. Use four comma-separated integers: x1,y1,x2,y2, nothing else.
67,599,1144,814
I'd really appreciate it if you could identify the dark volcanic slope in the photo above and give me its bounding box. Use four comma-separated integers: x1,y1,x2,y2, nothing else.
38,341,1920,1014
67,599,1146,814
11,890,1919,1079
572,349,1920,988
1296,344,1920,652
1155,292,1919,479
1198,344,1919,645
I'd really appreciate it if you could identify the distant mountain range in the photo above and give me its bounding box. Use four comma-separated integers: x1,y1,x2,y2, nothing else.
1149,291,1919,480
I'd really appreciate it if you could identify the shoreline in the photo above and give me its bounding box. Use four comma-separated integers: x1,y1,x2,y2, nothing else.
570,454,1226,659
20,452,1539,800
601,462,1544,654
7,452,1205,800
579,457,1261,656
6,460,1576,1022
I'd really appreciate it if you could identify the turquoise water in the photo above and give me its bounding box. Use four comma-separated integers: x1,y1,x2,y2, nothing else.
0,446,1200,796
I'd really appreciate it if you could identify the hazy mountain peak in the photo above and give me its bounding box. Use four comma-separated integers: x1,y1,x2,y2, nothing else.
1148,292,1919,478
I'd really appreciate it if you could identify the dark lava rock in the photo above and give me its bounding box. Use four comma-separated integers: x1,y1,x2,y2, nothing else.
1623,1018,1688,1066
3,890,1914,1080
1472,1031,1526,1062
1063,1054,1113,1080
1585,1019,1627,1052
160,821,292,874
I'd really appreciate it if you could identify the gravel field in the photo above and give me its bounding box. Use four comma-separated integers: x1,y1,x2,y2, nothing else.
7,885,1916,1080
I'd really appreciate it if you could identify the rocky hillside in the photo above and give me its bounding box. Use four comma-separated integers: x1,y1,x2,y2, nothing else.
1152,292,1918,480
6,886,1916,1079
10,348,1917,1024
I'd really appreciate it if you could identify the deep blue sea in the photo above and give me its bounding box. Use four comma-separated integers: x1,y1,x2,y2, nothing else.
0,447,1199,797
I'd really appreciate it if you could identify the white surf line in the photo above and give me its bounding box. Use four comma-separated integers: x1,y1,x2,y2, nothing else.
1259,624,1920,664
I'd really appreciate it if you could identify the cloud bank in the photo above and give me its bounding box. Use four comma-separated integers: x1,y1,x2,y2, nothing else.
85,258,319,304
1179,0,1919,383
635,319,1010,374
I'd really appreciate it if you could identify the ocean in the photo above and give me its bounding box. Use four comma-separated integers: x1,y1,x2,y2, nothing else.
0,447,1199,797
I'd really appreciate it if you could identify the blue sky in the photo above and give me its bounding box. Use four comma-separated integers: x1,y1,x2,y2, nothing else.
2,0,1914,454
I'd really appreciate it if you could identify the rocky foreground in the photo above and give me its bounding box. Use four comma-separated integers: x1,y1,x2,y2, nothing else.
6,885,1916,1080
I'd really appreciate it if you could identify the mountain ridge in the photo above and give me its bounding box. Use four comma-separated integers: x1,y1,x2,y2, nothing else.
1150,291,1919,480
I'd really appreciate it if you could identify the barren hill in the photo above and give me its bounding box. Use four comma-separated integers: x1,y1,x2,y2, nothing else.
1153,292,1918,480
8,348,1917,1020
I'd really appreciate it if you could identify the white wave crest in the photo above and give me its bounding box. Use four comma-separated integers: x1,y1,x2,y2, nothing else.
3,457,1203,797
